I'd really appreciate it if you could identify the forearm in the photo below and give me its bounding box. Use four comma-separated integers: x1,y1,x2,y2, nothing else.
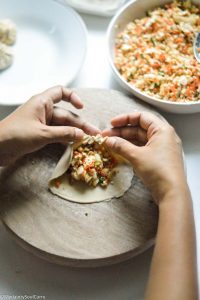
0,120,16,165
145,184,198,300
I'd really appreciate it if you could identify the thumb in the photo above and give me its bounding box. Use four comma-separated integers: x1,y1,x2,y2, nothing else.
44,125,84,144
106,136,139,163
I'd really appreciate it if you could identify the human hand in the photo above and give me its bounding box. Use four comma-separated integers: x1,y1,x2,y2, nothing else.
0,86,100,166
103,112,187,203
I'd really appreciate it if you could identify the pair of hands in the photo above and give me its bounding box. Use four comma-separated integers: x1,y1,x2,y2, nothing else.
0,86,186,203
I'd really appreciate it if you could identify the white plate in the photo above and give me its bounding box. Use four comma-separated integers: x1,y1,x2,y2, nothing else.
107,0,200,114
58,0,127,16
0,0,87,105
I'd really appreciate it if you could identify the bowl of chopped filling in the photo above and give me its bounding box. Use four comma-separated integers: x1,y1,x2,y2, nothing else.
107,0,200,113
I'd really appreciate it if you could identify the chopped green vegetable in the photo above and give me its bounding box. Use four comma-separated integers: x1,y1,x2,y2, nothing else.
154,83,160,88
99,177,105,184
150,37,156,46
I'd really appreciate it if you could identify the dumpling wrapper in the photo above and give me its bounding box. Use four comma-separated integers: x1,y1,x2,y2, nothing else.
49,139,134,204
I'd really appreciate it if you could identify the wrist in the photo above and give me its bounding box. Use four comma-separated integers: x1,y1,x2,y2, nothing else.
0,119,15,165
0,119,9,145
149,173,190,204
156,180,191,207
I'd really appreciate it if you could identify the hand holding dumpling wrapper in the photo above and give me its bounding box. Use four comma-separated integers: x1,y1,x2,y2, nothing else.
49,134,134,203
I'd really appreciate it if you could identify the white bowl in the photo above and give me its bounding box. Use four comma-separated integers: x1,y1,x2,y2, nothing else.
107,0,200,114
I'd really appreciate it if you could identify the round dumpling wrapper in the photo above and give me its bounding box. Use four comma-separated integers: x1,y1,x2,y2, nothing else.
49,136,134,204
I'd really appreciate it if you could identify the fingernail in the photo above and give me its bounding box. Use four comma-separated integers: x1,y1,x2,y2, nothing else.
72,93,81,102
75,128,84,139
102,129,109,136
73,94,84,108
88,124,101,134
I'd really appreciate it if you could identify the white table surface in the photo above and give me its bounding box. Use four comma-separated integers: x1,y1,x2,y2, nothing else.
0,10,199,300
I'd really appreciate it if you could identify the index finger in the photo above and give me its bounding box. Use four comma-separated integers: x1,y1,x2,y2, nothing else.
111,112,165,131
39,85,84,109
52,107,101,135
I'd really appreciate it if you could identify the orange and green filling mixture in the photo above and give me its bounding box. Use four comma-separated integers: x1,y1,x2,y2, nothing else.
69,135,117,187
115,0,200,102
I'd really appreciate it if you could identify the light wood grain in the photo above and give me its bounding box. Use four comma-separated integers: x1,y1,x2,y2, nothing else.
0,89,160,267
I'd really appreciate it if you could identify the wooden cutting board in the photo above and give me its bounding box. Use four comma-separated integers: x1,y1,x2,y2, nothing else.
0,88,160,267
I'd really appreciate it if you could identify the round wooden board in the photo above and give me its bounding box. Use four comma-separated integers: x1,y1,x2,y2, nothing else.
0,89,160,268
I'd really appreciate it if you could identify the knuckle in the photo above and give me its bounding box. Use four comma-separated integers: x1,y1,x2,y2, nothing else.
113,139,123,152
39,125,51,140
129,147,140,162
160,124,174,135
168,125,176,134
176,135,182,146
40,98,49,107
28,94,43,107
160,124,182,146
168,125,180,143
53,85,63,97
31,94,48,108
63,128,76,139
81,120,89,131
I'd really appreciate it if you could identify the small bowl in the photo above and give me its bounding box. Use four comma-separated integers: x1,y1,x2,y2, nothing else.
107,0,200,114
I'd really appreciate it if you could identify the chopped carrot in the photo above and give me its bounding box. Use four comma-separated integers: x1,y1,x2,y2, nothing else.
55,180,61,188
175,37,184,43
159,54,166,62
171,84,178,94
186,87,192,98
165,19,173,25
135,26,142,35
182,45,189,55
151,23,158,31
166,65,173,75
151,61,161,69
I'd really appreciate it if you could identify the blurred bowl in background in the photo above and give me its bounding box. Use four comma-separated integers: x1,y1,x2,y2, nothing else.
107,0,200,114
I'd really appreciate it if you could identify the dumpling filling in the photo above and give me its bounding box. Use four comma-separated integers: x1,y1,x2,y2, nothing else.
68,135,117,187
